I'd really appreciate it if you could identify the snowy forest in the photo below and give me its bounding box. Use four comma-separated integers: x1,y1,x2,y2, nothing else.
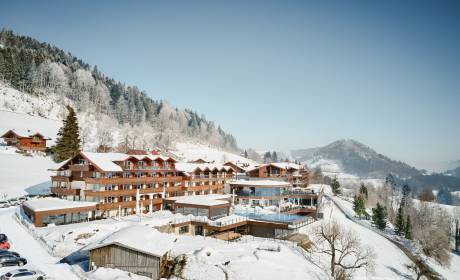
0,29,238,152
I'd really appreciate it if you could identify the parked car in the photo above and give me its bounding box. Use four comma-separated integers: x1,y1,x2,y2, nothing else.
0,255,26,267
7,199,19,206
0,242,10,250
0,250,19,258
0,234,7,243
17,197,28,204
0,269,44,280
0,201,10,209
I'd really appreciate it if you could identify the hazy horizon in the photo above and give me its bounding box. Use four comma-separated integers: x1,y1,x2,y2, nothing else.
1,0,459,171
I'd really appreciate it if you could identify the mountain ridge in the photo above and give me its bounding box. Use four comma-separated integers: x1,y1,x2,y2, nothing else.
291,139,422,178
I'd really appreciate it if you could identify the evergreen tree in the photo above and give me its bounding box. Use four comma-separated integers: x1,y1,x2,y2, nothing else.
244,150,248,158
455,220,460,253
385,173,397,191
359,183,368,200
437,187,454,205
353,195,366,218
53,106,81,162
395,203,405,236
404,215,412,240
331,178,341,195
401,184,411,205
272,151,278,162
372,202,387,230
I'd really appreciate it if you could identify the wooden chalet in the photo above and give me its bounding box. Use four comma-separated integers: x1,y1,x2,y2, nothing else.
1,129,50,152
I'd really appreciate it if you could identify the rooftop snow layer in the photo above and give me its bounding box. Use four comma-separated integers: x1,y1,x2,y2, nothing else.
23,197,97,212
86,226,176,257
166,194,231,206
229,179,291,187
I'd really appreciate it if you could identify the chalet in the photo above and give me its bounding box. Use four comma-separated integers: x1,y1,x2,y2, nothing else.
245,162,309,188
189,158,209,164
1,129,50,152
87,226,176,280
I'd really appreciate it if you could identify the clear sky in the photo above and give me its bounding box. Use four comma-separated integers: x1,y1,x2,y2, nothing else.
1,0,459,171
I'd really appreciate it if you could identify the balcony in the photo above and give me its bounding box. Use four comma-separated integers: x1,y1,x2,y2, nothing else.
97,198,163,211
50,187,80,196
51,175,71,182
85,176,182,185
69,164,90,172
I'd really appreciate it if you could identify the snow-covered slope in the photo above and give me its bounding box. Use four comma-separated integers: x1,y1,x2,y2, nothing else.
172,142,256,165
292,139,421,179
0,146,57,199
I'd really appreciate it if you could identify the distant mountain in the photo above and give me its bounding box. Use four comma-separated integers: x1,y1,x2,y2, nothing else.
291,139,422,178
445,166,460,178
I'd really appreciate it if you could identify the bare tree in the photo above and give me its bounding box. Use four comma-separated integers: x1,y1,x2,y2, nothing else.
314,220,375,279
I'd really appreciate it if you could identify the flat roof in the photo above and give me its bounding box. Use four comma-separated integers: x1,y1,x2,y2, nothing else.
229,179,291,187
166,194,231,207
23,198,97,212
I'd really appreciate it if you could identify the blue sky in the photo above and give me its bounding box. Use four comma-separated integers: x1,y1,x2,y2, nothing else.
1,0,459,171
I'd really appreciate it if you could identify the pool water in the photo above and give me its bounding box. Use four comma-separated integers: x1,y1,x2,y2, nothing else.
234,209,308,224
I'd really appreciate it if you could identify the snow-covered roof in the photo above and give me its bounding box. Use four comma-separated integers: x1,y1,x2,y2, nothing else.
245,162,304,173
75,152,177,172
23,197,97,212
175,162,232,174
1,128,50,139
86,226,176,258
81,151,126,172
229,179,291,187
166,194,231,206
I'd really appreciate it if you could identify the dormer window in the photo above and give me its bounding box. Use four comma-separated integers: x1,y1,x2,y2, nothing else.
139,161,144,169
124,161,132,170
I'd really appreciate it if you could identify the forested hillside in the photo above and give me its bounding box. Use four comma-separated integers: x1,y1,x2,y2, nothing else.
0,29,237,151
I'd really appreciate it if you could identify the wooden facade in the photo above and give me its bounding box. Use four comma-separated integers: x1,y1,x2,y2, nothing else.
89,244,161,280
1,129,49,152
49,151,235,220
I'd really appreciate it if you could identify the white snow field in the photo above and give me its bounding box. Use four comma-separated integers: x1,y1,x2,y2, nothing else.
0,146,58,199
173,142,255,165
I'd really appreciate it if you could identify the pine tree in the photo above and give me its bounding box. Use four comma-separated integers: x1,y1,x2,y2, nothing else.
353,195,366,218
244,150,248,158
395,203,405,236
401,184,411,206
404,215,412,240
372,202,387,230
53,106,81,162
272,151,278,162
455,220,460,253
331,178,341,195
359,183,368,200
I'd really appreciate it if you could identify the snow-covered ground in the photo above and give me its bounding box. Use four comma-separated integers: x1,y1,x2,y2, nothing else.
172,142,255,165
0,146,57,199
328,194,460,280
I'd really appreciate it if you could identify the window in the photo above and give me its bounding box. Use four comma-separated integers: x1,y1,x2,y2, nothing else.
179,225,189,234
104,197,115,203
139,161,144,169
123,184,130,190
124,161,132,170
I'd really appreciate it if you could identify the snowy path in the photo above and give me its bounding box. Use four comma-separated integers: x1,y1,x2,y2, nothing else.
0,208,80,279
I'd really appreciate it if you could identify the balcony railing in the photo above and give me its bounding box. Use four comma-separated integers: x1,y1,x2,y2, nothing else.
50,187,80,196
97,198,163,211
85,176,182,185
69,164,90,172
51,175,71,182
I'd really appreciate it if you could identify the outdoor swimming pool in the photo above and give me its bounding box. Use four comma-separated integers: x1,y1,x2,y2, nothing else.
234,209,309,224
